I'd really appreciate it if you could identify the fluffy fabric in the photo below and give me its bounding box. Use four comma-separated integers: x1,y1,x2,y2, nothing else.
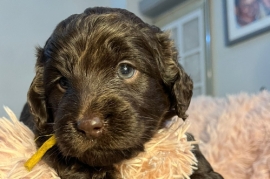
0,107,59,179
115,119,197,179
188,90,270,179
1,91,269,179
0,107,196,179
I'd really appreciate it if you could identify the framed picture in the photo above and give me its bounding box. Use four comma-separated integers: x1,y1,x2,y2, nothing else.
224,0,270,45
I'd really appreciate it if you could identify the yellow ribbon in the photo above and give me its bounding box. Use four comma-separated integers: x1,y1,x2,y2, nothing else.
24,135,56,171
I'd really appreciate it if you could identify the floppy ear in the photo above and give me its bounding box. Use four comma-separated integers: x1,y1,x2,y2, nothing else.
27,47,48,131
172,65,193,119
156,32,193,120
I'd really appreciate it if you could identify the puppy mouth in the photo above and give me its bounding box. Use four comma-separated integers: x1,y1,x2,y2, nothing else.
53,126,135,166
55,121,100,152
51,95,157,166
53,113,149,166
56,120,131,146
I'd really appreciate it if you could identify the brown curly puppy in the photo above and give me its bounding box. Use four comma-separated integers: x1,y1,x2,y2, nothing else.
20,7,223,179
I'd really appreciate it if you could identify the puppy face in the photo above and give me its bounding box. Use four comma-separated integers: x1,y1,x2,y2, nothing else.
28,7,193,167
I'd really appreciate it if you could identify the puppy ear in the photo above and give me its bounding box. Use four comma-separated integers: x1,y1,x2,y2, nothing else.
27,47,47,131
156,32,193,120
172,66,193,119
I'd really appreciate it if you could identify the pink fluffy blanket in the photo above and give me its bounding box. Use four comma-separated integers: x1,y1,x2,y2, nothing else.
187,91,270,179
0,91,269,178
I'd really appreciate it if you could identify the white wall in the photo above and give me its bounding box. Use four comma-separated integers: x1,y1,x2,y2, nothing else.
0,0,145,118
210,0,270,96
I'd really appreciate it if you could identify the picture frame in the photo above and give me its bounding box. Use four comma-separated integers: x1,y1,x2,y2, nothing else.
224,0,270,46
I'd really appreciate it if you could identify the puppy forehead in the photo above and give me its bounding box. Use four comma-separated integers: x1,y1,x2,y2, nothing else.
45,13,158,74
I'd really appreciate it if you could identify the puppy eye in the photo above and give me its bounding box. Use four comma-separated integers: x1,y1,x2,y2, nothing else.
118,63,136,79
58,77,69,92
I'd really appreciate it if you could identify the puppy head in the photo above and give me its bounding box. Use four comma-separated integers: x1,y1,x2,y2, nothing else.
27,7,193,166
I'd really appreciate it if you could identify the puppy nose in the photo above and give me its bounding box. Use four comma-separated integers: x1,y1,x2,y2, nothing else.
77,117,104,138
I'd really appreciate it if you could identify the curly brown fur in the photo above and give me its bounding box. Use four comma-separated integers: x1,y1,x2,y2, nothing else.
20,7,222,179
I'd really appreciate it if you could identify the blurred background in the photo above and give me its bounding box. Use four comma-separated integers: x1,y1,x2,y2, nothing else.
0,0,269,117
